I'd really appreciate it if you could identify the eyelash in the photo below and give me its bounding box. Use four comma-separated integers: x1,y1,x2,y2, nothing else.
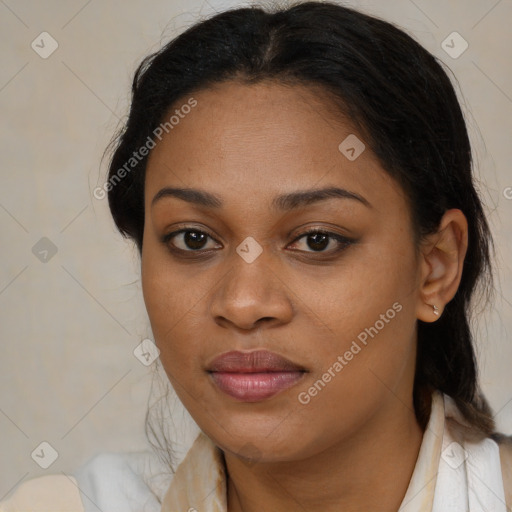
160,227,354,258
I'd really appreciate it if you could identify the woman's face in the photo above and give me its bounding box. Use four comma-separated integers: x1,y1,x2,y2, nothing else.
142,80,423,462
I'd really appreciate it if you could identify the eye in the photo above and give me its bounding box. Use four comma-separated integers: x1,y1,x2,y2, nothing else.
161,226,354,257
162,229,221,252
288,229,353,253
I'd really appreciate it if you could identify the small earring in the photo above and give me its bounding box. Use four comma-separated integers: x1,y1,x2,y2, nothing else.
430,304,440,316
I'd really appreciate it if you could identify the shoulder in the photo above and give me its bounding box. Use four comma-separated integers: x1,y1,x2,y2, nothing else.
497,435,512,511
0,450,173,512
443,394,512,510
72,450,172,511
0,474,83,512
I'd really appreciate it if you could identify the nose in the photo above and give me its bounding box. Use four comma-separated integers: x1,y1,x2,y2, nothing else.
209,249,294,332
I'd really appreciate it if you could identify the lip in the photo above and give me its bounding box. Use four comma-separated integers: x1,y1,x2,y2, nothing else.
207,350,306,402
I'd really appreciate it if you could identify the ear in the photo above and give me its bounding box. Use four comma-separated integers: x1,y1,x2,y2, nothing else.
416,209,468,322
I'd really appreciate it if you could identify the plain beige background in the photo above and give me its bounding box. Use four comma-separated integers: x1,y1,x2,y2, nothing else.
1,0,511,498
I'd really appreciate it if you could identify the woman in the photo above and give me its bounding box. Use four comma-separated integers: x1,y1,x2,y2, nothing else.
2,2,511,511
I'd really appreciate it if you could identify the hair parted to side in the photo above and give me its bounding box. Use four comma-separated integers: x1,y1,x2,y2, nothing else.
105,1,497,463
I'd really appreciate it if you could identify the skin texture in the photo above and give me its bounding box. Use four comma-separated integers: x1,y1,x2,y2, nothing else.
141,81,468,512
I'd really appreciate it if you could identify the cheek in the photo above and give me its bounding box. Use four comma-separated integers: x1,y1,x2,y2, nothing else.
141,264,209,405
141,244,202,359
297,238,418,389
299,283,415,387
292,288,416,451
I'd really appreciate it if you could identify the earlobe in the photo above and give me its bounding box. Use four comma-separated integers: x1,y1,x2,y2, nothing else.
416,209,468,323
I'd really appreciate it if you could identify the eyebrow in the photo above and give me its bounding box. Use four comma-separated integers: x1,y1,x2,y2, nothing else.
151,186,371,210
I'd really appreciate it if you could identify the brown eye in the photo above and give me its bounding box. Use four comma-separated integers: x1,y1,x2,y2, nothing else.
305,232,329,251
288,230,353,254
162,229,221,252
182,230,208,250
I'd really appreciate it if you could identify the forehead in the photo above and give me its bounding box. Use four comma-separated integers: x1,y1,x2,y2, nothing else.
144,80,403,214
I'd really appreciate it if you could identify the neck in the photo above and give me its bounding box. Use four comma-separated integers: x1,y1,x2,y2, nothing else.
225,396,425,512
